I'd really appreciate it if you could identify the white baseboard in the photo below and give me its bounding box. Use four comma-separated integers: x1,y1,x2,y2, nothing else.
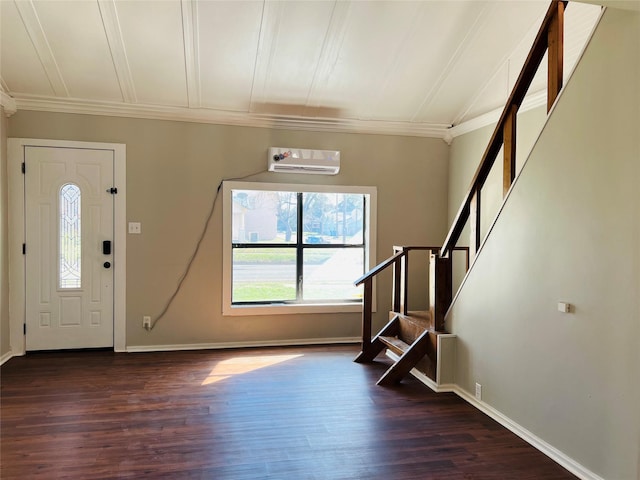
454,388,605,480
400,363,604,480
384,350,455,393
126,336,360,353
0,350,14,366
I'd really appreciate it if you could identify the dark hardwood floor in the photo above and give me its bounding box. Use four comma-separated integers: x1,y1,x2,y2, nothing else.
1,345,576,479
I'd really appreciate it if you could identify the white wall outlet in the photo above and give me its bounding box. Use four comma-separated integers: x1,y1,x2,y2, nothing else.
128,222,142,234
475,382,482,401
143,316,151,330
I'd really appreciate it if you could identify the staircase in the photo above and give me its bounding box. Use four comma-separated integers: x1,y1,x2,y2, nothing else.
355,311,437,386
355,0,567,386
353,246,465,386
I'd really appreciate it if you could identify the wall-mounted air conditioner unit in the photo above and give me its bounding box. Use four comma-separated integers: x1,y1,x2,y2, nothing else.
268,147,340,175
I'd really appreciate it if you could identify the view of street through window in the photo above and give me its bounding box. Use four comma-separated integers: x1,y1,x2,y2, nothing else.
232,190,365,303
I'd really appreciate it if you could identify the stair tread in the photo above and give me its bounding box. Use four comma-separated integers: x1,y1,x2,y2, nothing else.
401,311,431,327
379,335,410,352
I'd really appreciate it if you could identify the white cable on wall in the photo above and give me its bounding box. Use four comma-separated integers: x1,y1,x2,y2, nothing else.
149,169,266,330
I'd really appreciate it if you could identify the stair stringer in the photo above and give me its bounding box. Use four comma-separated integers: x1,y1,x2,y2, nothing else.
376,328,435,386
354,315,399,363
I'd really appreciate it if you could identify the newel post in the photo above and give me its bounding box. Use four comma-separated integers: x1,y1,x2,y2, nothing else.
392,247,408,315
361,279,373,350
429,252,452,332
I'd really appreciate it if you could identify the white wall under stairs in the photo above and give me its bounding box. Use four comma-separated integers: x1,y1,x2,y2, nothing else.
446,8,639,480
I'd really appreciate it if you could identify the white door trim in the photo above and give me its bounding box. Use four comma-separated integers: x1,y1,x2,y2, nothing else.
8,138,127,354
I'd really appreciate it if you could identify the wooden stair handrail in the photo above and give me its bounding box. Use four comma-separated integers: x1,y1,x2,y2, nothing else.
355,245,469,355
441,0,566,259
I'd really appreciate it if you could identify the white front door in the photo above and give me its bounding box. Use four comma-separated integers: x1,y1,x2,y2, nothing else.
25,146,114,350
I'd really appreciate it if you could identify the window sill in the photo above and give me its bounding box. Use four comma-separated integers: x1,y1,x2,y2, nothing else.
222,303,366,317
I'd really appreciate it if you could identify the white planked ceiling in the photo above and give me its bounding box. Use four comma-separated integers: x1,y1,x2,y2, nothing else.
0,1,602,139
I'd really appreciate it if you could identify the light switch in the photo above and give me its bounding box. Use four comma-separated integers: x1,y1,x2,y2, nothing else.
557,302,571,313
128,222,141,234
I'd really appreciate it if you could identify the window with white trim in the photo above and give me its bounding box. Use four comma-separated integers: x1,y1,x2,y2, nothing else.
222,182,376,316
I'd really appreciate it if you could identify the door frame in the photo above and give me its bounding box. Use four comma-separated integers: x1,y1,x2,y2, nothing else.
8,138,127,354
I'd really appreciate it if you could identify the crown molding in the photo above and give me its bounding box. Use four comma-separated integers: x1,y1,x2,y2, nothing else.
12,94,452,139
446,89,547,141
1,91,17,116
5,87,551,141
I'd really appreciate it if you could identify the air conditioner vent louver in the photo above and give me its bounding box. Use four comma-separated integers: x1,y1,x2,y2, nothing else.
268,147,340,175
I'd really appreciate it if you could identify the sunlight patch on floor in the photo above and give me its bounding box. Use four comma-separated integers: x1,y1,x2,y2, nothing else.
201,354,304,385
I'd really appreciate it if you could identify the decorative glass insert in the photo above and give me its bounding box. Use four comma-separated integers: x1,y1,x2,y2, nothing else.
59,183,81,289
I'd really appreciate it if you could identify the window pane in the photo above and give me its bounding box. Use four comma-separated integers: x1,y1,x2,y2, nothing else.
302,193,364,245
232,248,297,302
59,183,81,289
232,190,296,243
303,248,364,301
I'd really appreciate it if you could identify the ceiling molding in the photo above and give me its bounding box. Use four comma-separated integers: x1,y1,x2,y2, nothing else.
14,0,69,97
12,94,451,139
447,89,547,140
97,0,137,103
0,91,17,116
181,0,201,108
577,0,639,12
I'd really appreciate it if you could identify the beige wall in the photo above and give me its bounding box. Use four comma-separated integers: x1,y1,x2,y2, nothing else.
0,107,9,359
8,114,449,347
447,8,639,479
